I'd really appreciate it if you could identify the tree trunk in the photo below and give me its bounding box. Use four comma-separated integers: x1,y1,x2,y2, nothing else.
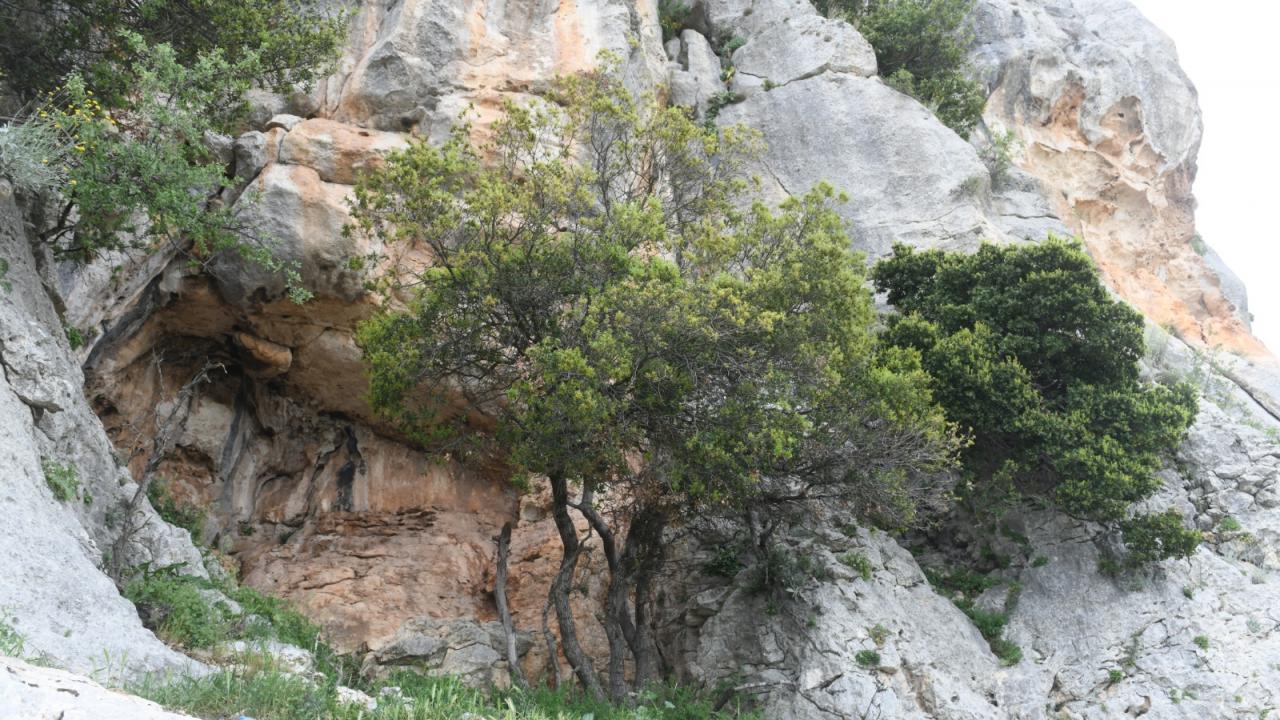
493,521,527,689
576,487,632,702
548,472,604,699
626,506,666,688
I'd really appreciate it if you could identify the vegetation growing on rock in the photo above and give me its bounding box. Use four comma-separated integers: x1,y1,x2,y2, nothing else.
0,0,343,299
873,239,1200,561
815,0,988,136
350,59,957,701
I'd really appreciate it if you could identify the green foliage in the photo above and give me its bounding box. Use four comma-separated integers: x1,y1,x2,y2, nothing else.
659,0,693,42
868,624,890,645
41,459,80,502
925,566,1022,665
0,0,339,300
64,325,87,350
1031,555,1049,568
123,564,229,649
704,545,744,579
1108,669,1124,685
351,62,954,527
855,649,881,668
0,0,345,105
980,129,1018,187
839,551,874,581
1190,233,1209,256
1219,516,1242,532
121,562,333,660
1193,634,1209,651
1119,510,1201,565
873,239,1199,560
138,667,756,720
823,0,987,137
0,116,73,194
0,257,10,293
0,617,25,657
147,478,207,542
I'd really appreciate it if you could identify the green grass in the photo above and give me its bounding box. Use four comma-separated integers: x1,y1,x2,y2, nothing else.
0,617,25,657
1219,516,1242,533
135,667,757,720
1193,635,1210,651
147,478,207,541
839,552,873,581
854,650,881,669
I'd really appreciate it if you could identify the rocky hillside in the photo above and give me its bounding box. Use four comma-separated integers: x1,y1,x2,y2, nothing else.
2,0,1279,718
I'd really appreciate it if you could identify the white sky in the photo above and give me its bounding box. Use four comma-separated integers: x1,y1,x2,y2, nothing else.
1127,0,1280,352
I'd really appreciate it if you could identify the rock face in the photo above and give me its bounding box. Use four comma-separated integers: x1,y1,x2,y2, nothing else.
7,0,1279,716
971,0,1262,355
0,182,204,682
0,657,196,720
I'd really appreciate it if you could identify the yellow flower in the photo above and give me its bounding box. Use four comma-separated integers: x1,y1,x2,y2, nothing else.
69,179,77,186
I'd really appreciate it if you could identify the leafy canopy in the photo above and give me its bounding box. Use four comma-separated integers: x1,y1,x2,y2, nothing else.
0,0,345,108
350,60,956,527
815,0,987,137
872,239,1199,560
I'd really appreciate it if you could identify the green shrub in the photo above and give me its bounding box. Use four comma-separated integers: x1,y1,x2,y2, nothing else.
1218,516,1242,532
839,551,874,581
1192,634,1209,651
1108,669,1124,685
41,459,79,502
1119,510,1201,566
980,129,1018,186
659,0,692,42
147,478,207,542
825,0,987,137
873,239,1199,561
855,649,881,668
123,565,229,649
0,0,345,105
0,617,25,657
868,623,890,645
705,545,744,579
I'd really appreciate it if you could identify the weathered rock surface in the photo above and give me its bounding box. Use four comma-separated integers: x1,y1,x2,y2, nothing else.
17,0,1279,715
0,183,204,682
0,657,196,720
972,0,1261,355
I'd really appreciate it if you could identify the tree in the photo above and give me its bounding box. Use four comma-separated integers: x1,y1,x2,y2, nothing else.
0,0,344,298
350,61,956,700
0,0,345,107
815,0,988,137
871,239,1200,561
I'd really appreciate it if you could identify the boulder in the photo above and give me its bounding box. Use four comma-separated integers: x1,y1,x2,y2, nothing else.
0,658,197,720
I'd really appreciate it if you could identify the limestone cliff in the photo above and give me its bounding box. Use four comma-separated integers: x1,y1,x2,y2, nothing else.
2,0,1279,718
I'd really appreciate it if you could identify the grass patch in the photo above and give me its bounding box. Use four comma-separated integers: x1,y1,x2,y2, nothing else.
147,477,207,541
135,666,757,720
855,649,881,668
42,459,80,502
839,552,873,581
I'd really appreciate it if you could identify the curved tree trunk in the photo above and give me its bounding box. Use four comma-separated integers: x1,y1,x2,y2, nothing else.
494,521,527,689
548,472,604,699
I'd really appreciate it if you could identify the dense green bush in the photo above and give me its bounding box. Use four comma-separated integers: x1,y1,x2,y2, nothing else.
873,239,1199,562
815,0,987,137
0,0,344,106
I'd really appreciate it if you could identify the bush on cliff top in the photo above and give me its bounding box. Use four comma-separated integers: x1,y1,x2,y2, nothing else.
872,239,1200,562
814,0,988,137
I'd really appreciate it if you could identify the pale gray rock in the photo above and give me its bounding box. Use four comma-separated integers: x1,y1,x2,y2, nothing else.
364,618,533,689
669,29,724,116
216,163,369,305
0,657,197,720
0,183,204,682
717,73,1009,256
729,12,876,91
